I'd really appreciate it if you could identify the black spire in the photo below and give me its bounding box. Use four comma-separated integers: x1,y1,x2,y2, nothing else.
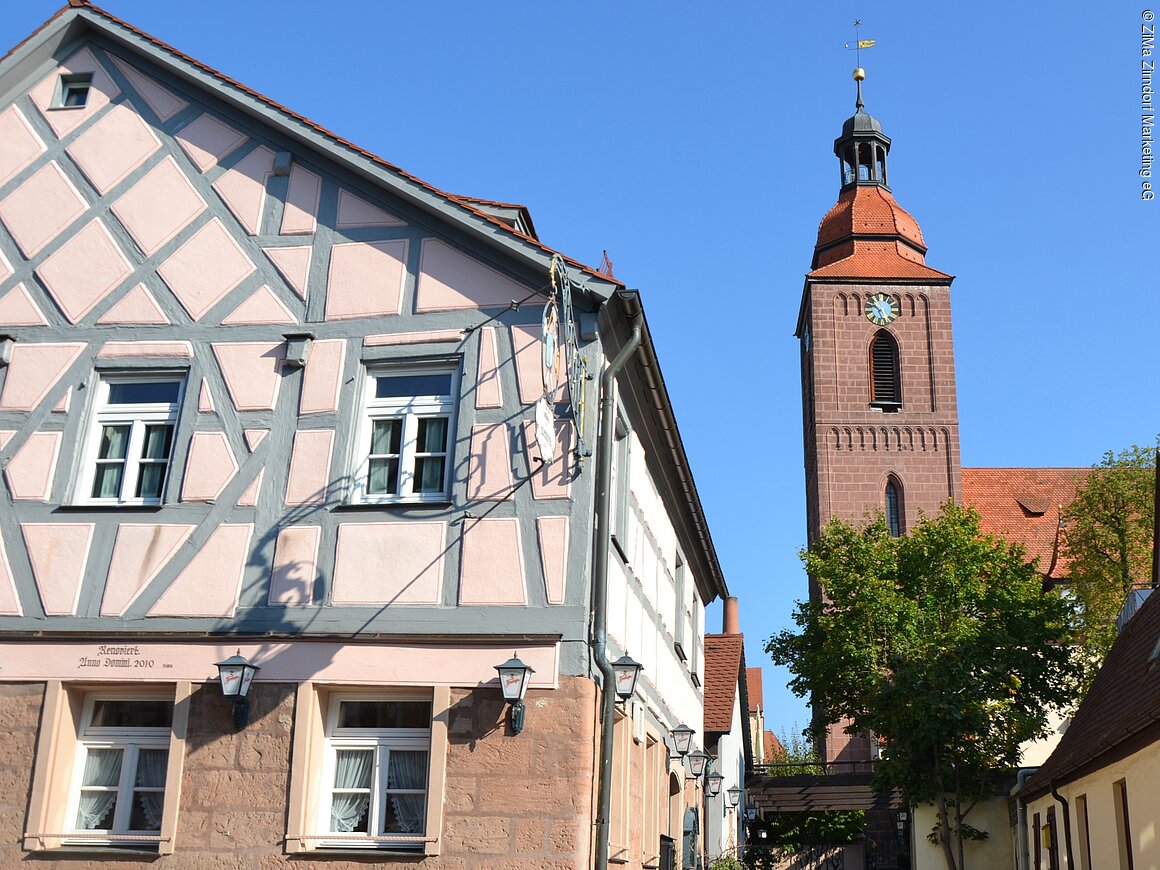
834,68,891,191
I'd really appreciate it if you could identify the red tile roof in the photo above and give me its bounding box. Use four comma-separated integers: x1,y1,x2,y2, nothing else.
962,468,1087,579
764,730,786,761
1022,587,1160,798
809,240,953,280
704,634,744,733
815,185,927,251
809,185,953,282
745,667,763,712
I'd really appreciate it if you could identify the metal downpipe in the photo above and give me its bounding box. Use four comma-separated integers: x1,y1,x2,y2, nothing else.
1049,779,1075,870
593,294,642,870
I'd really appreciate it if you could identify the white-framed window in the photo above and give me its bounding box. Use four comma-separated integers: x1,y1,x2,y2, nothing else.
65,694,174,845
57,73,93,108
318,695,433,849
350,366,457,503
78,375,184,505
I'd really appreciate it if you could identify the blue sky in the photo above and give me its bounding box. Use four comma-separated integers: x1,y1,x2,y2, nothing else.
3,2,1155,738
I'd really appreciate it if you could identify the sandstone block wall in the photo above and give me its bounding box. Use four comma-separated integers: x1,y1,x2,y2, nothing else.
0,676,597,870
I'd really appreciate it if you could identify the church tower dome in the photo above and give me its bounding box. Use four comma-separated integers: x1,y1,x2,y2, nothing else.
810,71,951,281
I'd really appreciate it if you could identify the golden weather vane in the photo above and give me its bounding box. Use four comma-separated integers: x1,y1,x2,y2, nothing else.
844,19,877,61
843,19,877,104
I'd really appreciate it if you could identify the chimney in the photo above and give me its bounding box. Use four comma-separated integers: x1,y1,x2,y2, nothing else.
722,596,740,635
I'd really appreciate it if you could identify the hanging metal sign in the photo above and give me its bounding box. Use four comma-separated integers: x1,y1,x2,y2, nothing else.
541,293,559,394
535,395,556,463
551,254,589,462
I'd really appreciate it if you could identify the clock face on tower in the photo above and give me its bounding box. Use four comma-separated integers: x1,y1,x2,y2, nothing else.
864,293,900,326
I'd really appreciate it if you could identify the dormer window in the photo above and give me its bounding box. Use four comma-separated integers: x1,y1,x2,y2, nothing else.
59,73,93,108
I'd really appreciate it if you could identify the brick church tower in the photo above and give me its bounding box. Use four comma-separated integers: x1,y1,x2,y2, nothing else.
797,71,964,760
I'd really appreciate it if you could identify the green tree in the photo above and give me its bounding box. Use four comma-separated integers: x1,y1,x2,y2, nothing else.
1061,440,1157,670
766,504,1080,870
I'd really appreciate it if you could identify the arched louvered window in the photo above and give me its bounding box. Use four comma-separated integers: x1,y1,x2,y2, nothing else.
885,478,903,537
869,329,901,409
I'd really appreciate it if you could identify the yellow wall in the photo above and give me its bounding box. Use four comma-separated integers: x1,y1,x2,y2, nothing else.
912,797,1014,870
1024,739,1160,870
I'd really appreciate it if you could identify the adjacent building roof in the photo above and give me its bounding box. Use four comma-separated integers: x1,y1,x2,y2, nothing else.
1021,587,1160,799
764,730,786,761
745,667,763,713
704,634,745,733
962,467,1087,581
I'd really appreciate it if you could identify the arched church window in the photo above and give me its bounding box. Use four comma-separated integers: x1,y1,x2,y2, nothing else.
885,477,903,537
869,330,901,409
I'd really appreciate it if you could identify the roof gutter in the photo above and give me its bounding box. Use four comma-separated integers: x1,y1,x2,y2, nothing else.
592,292,642,870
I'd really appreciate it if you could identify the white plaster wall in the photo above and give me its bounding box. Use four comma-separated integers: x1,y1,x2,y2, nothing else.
912,797,1014,870
606,415,706,749
705,690,747,861
1023,740,1160,870
1020,709,1069,768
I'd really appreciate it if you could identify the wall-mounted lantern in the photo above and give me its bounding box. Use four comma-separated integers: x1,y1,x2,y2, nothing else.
495,654,534,734
671,723,695,757
727,786,743,809
611,653,642,701
706,770,724,797
746,804,758,822
214,650,260,730
687,748,710,778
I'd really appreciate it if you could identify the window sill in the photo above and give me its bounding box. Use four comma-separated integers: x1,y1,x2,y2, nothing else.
335,500,452,512
869,401,902,413
29,845,162,858
297,848,428,858
56,503,166,512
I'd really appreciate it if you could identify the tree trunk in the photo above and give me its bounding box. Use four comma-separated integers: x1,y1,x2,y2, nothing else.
955,801,967,870
936,792,960,870
933,746,959,870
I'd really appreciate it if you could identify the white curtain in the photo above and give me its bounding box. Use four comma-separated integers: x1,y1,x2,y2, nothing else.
330,750,372,832
388,750,427,833
134,749,168,830
76,748,122,829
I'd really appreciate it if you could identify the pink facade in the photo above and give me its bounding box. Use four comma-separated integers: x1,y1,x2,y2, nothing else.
0,8,725,868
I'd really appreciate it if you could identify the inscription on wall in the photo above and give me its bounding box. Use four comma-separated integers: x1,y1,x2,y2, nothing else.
76,644,173,671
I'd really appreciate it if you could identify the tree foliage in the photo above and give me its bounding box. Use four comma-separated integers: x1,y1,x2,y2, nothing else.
1061,440,1157,669
766,504,1081,870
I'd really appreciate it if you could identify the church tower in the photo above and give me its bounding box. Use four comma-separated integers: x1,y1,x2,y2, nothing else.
798,70,964,760
799,69,963,547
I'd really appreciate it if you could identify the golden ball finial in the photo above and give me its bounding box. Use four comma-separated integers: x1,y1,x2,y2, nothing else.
853,67,866,81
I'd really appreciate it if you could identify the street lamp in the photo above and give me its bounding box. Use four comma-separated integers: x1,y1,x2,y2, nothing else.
495,654,535,734
214,650,260,730
610,653,643,701
687,748,710,778
727,786,743,809
671,723,695,757
706,770,724,797
746,804,758,822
